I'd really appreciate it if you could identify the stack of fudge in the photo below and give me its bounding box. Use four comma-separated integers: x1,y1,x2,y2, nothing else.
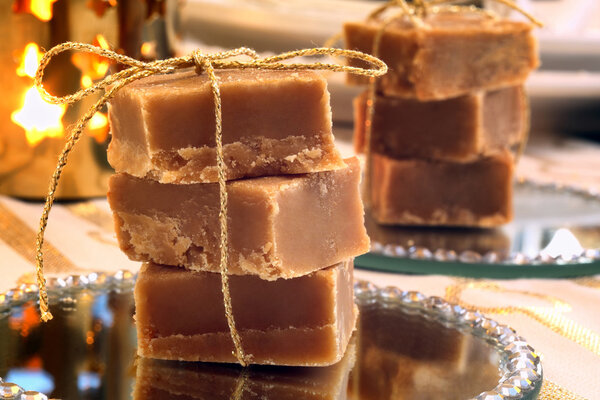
345,10,539,227
106,68,370,365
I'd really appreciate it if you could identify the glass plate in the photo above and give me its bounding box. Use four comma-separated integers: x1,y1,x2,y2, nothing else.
357,180,600,278
0,272,542,400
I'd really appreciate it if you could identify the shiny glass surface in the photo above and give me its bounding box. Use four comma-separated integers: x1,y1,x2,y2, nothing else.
0,284,541,400
358,181,600,278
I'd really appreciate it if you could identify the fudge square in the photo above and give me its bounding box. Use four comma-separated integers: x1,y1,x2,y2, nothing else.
108,157,369,280
133,342,355,399
108,69,344,184
354,86,528,161
344,11,538,100
134,260,357,366
369,152,514,227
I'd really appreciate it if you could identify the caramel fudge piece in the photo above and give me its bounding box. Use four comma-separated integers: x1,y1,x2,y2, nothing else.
133,342,355,400
344,11,538,100
369,152,513,226
108,69,344,183
134,261,357,366
354,86,528,161
108,157,369,280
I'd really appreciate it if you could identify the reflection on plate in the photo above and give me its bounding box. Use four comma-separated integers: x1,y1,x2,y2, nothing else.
357,179,600,278
0,272,542,399
135,344,357,399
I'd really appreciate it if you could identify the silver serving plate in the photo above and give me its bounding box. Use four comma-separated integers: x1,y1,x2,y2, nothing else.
358,179,600,278
0,270,542,400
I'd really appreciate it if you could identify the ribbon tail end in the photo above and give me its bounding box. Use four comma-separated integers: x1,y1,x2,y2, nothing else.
41,311,54,322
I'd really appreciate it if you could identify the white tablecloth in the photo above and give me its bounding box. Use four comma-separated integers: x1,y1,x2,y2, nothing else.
1,134,599,399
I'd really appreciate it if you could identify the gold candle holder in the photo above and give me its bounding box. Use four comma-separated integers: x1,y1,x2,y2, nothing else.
0,0,159,199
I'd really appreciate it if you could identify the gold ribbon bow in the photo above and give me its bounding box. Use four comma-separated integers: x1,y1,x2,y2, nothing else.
325,0,543,47
33,42,387,365
366,0,543,26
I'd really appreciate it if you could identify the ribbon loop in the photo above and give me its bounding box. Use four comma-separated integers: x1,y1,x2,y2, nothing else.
369,0,543,27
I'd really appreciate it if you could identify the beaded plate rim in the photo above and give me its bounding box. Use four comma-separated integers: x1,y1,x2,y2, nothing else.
366,178,600,267
1,270,542,399
354,279,543,400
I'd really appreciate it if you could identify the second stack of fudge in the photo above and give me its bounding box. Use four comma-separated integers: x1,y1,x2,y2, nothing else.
106,69,370,365
345,9,539,227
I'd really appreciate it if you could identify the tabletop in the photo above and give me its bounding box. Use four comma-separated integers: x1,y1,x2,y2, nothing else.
0,133,599,399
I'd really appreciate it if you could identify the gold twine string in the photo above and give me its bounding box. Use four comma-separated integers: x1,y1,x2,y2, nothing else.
539,379,590,400
572,277,600,290
511,85,531,163
427,0,543,26
231,368,250,400
363,11,404,205
33,42,387,366
366,0,420,25
367,0,542,27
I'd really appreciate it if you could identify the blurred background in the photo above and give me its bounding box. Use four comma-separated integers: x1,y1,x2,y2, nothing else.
1,0,599,200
